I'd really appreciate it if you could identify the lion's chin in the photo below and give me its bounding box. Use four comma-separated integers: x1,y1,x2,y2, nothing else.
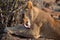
24,20,31,29
24,24,31,29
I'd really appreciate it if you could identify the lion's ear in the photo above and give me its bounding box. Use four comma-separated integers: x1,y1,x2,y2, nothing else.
26,0,33,9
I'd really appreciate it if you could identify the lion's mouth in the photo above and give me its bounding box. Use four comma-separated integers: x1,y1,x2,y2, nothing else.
24,20,31,29
24,24,30,29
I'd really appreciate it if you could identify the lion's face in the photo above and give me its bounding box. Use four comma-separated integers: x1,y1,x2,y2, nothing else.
22,8,33,29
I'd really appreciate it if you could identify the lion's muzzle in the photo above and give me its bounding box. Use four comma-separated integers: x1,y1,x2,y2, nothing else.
24,19,31,29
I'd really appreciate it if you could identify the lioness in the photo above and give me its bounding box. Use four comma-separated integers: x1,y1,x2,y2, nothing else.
5,0,60,40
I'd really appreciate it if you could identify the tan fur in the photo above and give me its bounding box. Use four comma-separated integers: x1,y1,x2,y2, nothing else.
23,15,30,24
26,0,33,9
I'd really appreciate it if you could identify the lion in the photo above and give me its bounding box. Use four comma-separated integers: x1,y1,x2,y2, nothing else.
4,0,60,40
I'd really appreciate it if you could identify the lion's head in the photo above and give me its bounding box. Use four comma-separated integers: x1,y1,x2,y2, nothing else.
21,0,35,28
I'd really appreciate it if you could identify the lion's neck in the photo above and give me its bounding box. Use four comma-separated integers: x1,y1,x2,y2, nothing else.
31,7,40,22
